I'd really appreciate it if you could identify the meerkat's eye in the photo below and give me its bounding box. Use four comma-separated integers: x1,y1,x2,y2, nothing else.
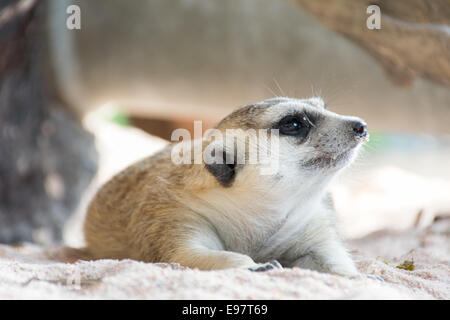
280,116,301,133
278,115,310,137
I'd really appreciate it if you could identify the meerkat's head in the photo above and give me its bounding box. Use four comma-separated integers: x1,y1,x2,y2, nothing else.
203,97,368,192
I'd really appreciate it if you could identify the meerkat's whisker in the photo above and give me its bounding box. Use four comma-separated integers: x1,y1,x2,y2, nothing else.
273,78,285,97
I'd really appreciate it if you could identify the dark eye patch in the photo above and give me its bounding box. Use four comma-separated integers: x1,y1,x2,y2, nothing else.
277,113,312,138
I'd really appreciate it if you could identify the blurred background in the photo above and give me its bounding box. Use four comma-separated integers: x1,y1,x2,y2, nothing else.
1,0,449,246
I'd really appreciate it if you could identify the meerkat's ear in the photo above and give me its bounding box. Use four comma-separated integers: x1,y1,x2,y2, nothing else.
205,147,236,187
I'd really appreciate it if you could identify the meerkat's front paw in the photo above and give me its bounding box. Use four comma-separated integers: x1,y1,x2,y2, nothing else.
248,260,283,272
323,258,360,278
328,264,359,278
293,249,359,277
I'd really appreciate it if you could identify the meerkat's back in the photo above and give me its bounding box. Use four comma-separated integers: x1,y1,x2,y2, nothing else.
83,147,176,260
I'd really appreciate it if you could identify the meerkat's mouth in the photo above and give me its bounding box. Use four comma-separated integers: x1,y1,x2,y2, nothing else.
302,149,354,169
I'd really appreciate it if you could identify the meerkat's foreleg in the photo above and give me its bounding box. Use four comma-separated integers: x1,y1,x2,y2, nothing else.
169,245,281,271
286,218,359,277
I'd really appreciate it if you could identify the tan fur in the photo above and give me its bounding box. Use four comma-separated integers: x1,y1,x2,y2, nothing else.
67,97,366,276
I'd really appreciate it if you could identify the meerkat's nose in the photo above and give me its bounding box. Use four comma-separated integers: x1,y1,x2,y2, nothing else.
351,120,367,137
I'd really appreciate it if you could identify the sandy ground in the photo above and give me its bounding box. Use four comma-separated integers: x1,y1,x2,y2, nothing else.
0,218,448,299
0,118,448,299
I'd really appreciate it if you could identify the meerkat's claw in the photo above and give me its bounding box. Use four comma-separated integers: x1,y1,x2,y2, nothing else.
366,274,384,282
269,260,283,269
248,260,283,272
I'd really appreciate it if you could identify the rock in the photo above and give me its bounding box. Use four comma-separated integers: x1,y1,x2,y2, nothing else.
0,0,97,244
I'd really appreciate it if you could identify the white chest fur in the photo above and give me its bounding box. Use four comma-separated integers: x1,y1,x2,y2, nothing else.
194,181,329,262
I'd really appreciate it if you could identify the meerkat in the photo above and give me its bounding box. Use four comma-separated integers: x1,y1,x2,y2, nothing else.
67,97,368,276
